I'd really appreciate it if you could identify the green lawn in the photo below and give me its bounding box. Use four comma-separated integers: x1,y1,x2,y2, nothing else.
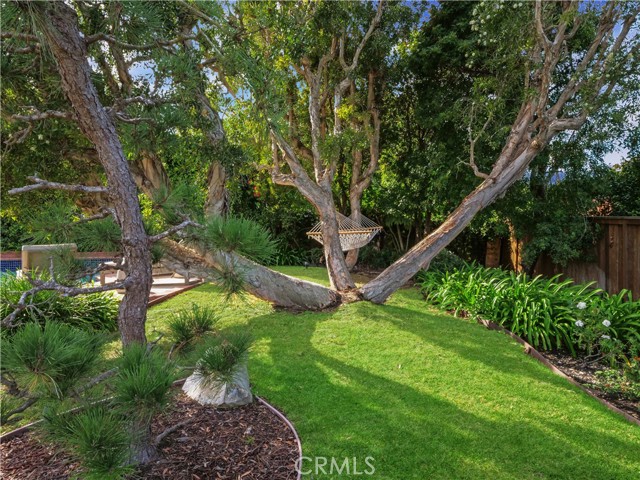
146,267,640,480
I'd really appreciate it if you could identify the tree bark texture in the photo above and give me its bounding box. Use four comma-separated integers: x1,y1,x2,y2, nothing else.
37,2,152,345
160,239,341,310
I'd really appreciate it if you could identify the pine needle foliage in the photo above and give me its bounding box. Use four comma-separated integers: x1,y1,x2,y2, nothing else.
42,405,132,480
195,332,253,386
113,344,175,415
202,216,277,263
168,303,218,347
1,322,104,398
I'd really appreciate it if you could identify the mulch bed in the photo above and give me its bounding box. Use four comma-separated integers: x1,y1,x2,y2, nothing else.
538,350,639,422
0,393,298,480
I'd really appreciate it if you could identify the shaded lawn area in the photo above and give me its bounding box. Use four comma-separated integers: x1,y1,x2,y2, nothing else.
147,267,640,479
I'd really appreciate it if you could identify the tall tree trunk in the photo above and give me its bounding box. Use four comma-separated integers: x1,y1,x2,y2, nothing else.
37,1,152,345
318,205,356,290
360,142,537,304
204,160,227,217
345,195,362,270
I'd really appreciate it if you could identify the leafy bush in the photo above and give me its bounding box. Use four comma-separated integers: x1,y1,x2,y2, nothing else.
429,249,468,273
357,245,401,270
1,322,104,398
168,304,218,348
195,332,253,385
0,274,119,331
419,264,640,357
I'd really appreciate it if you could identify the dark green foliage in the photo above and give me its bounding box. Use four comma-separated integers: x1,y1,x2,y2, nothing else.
607,157,640,216
420,264,640,358
73,218,122,252
202,216,277,263
1,322,103,398
42,405,131,480
195,332,253,385
168,304,218,347
429,249,467,273
113,344,175,414
0,274,119,331
0,213,28,251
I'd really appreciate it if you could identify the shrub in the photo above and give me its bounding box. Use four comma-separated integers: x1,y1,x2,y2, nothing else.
0,274,119,331
1,322,104,398
167,304,218,348
419,264,640,357
195,332,253,386
429,249,467,273
43,405,131,480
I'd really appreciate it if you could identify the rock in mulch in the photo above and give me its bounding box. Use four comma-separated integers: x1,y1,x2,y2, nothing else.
0,393,298,480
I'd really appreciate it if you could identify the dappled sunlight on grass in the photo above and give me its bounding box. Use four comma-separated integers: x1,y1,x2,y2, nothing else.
147,267,640,479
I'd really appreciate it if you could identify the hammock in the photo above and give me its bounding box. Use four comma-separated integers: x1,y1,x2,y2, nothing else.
306,213,382,251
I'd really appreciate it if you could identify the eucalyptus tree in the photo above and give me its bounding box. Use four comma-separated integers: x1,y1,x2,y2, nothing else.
360,0,640,303
189,0,421,286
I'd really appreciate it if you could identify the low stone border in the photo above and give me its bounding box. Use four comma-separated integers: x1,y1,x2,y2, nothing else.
477,318,640,427
0,379,304,480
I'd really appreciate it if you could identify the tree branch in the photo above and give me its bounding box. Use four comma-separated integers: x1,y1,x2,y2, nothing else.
148,219,201,243
8,176,109,195
154,418,197,446
84,33,195,50
339,0,385,74
7,109,75,123
2,270,127,329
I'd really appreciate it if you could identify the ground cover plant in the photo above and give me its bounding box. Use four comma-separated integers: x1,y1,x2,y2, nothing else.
0,273,119,332
419,264,640,405
142,267,640,480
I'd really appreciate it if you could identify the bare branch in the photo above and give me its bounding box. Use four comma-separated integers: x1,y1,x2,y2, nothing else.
0,397,39,424
7,109,75,123
84,33,195,50
155,418,197,446
467,104,492,180
75,208,113,224
8,176,109,195
1,32,39,42
149,219,201,243
339,0,385,75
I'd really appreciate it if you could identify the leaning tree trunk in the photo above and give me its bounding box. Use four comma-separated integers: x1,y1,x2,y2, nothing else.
160,239,341,310
360,139,538,304
37,2,152,345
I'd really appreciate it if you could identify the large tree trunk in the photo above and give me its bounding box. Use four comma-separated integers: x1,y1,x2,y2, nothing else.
360,140,537,304
38,2,152,345
345,196,362,270
160,239,341,310
317,202,356,291
204,160,227,217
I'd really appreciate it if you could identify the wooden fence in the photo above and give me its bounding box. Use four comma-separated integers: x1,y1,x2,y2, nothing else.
486,217,640,298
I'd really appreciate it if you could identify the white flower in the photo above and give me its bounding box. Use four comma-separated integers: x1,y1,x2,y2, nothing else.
37,134,44,140
601,335,611,340
602,320,611,327
576,302,587,310
575,320,585,328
